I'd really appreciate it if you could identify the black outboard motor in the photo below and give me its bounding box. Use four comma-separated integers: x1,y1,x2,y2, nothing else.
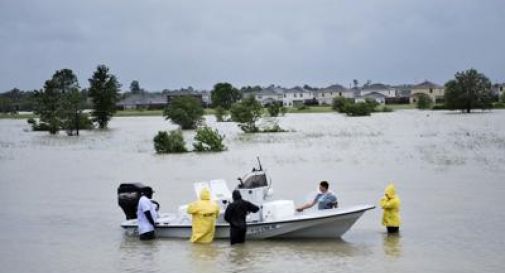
117,183,148,220
237,157,269,189
238,171,268,189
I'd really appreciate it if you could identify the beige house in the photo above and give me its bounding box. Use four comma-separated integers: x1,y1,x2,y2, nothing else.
315,84,352,105
360,83,396,98
410,81,444,103
282,87,315,106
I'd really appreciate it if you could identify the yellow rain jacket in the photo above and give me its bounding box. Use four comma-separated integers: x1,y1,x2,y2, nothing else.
187,188,220,243
380,184,401,227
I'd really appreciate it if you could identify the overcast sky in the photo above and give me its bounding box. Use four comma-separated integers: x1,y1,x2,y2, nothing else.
1,0,504,91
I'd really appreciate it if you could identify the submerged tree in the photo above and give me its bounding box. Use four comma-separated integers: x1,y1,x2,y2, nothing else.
193,127,226,152
33,69,81,134
153,130,187,153
230,95,263,132
444,69,493,113
88,65,121,129
163,95,204,129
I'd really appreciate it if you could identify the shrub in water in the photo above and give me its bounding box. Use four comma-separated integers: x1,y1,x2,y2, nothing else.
153,130,187,154
230,95,263,133
163,96,204,129
345,102,372,116
332,97,353,113
364,98,380,112
27,114,94,132
266,102,286,117
416,93,433,109
193,127,226,152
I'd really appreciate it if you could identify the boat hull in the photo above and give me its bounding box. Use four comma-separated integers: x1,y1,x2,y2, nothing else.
121,205,374,239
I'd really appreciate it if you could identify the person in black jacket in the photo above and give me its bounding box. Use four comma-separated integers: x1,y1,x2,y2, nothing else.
224,190,260,245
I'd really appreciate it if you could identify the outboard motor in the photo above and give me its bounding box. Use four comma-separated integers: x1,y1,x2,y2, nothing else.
237,170,268,189
117,183,150,220
236,158,272,222
237,157,268,189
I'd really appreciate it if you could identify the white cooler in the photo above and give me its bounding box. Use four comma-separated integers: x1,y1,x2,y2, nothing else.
262,200,295,222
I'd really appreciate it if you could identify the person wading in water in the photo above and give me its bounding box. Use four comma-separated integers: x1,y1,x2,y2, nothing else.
224,190,260,245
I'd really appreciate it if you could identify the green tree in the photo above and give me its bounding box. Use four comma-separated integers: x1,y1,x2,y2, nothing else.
130,80,142,94
193,127,226,152
364,98,379,112
88,65,121,129
230,95,263,133
416,93,433,109
211,82,241,109
0,96,13,113
267,102,286,117
61,87,85,135
33,69,80,134
332,97,353,113
345,102,373,116
444,69,493,113
153,130,187,153
52,69,83,135
240,85,262,93
163,96,204,129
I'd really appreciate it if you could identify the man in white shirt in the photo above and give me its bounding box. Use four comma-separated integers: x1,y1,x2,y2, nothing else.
137,187,157,240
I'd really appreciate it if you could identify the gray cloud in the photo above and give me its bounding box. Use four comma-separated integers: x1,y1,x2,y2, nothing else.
1,0,504,91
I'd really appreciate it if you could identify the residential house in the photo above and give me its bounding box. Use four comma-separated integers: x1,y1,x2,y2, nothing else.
386,85,412,104
315,84,352,105
282,86,315,107
360,83,396,98
410,81,444,103
116,93,168,110
361,92,387,104
253,86,284,105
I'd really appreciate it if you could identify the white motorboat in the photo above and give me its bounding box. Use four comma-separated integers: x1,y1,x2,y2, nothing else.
118,160,375,239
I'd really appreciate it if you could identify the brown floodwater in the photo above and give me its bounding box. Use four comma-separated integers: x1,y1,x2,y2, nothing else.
1,110,504,273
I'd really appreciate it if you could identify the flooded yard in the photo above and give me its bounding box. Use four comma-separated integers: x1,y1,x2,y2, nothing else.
1,110,505,273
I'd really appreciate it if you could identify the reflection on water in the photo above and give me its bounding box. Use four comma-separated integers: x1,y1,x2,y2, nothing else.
383,233,402,258
2,111,505,273
118,236,161,273
227,245,251,272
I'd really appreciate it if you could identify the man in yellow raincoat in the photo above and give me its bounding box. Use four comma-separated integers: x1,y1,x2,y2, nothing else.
380,184,401,233
187,188,220,243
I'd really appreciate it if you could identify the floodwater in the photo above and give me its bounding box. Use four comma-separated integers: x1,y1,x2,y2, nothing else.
1,110,505,273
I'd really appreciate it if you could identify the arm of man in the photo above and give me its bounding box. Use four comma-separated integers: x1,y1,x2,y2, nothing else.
224,205,232,223
247,201,260,213
144,210,156,227
296,199,317,212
